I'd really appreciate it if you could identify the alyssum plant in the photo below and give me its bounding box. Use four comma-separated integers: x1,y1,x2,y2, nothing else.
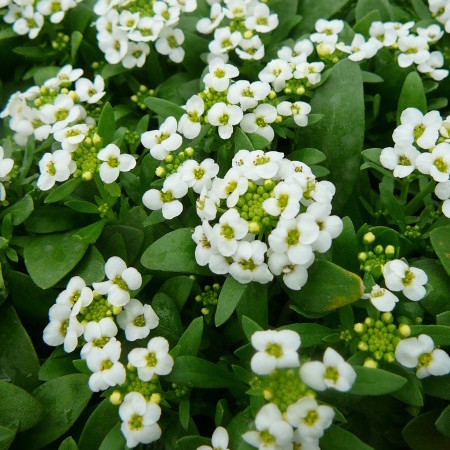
0,1,449,450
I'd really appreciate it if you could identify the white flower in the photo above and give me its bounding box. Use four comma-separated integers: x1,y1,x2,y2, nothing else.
44,65,83,90
362,284,399,312
294,62,325,85
128,336,174,381
178,95,204,139
236,35,264,60
229,240,273,284
87,339,126,391
81,318,118,360
278,39,314,65
155,27,185,63
207,102,243,139
55,276,93,315
245,3,278,33
153,1,180,26
75,75,106,104
268,251,312,291
268,215,319,265
122,42,150,69
208,27,241,55
0,146,14,201
214,167,248,207
395,334,450,379
300,348,356,392
168,0,197,13
292,433,320,450
393,108,441,150
417,24,443,43
141,116,182,160
193,222,215,266
179,158,219,193
262,180,303,219
117,299,159,341
227,80,270,111
416,142,450,182
311,19,343,44
383,259,428,301
240,104,277,142
40,94,81,131
417,51,449,81
43,303,83,353
54,123,89,152
13,7,44,39
233,149,283,180
243,403,293,450
277,101,311,127
119,393,162,448
203,58,239,91
93,256,142,307
196,3,224,34
286,397,334,439
397,35,430,68
211,208,248,257
197,426,229,450
98,144,136,184
435,180,450,217
307,202,343,253
142,172,188,219
99,33,129,64
258,59,293,92
37,0,74,23
380,144,421,178
196,186,219,221
129,17,164,42
37,150,75,191
250,329,300,375
340,34,382,62
369,21,397,47
94,0,120,15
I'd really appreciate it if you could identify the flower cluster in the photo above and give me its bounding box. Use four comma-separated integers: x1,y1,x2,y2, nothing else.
380,107,450,217
93,0,197,67
1,65,136,190
196,0,279,62
1,0,82,39
190,150,343,290
42,256,173,448
428,0,450,33
244,329,356,450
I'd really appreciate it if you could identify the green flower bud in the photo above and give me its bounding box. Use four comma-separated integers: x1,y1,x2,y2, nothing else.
363,232,376,244
363,358,378,368
399,323,411,337
385,245,395,257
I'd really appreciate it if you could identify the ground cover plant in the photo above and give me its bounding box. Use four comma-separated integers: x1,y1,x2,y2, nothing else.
0,0,449,449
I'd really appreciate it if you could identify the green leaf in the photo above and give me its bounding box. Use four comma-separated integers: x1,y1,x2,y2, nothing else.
70,31,83,61
171,317,203,358
175,436,210,450
24,231,90,289
423,374,450,400
78,399,119,450
402,410,450,450
321,425,374,450
410,325,450,346
68,245,105,285
17,374,92,449
236,283,268,328
349,367,407,395
72,220,106,244
235,128,254,152
152,293,183,347
362,148,382,165
287,260,364,314
300,59,365,211
26,205,88,233
430,226,450,275
355,0,392,22
167,356,238,388
179,398,190,430
411,0,432,19
397,71,427,123
98,423,125,450
59,437,78,450
97,102,115,145
44,178,82,204
141,228,210,275
386,363,424,407
0,381,42,431
241,315,263,341
0,424,18,450
379,176,405,227
437,311,450,326
0,194,34,225
288,148,326,165
296,0,351,31
39,348,77,382
158,275,194,311
361,71,383,83
144,96,185,120
0,306,40,391
436,405,450,437
280,323,334,348
215,277,249,327
332,216,359,273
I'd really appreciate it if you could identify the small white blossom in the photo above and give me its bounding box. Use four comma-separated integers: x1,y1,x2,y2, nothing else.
300,348,357,392
128,336,174,381
81,318,118,360
141,116,182,160
258,59,293,92
395,334,450,378
277,100,311,127
241,103,277,142
236,35,264,60
203,58,239,91
418,51,449,81
155,27,185,63
209,27,241,55
98,144,136,184
227,80,270,111
207,102,243,139
0,146,14,201
179,158,219,194
397,35,430,68
250,329,300,375
196,3,224,34
435,180,450,217
362,284,399,312
37,150,75,191
294,61,325,85
119,392,161,448
244,3,278,33
178,95,204,139
75,75,106,104
117,299,159,342
197,426,229,450
380,144,421,178
416,142,450,182
211,208,248,256
55,276,93,315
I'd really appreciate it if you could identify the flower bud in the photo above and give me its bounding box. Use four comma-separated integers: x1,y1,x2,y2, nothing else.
155,166,166,177
363,232,375,244
248,221,261,234
150,393,161,404
244,30,253,39
381,312,394,324
358,252,367,262
185,147,194,157
112,306,122,315
296,86,305,96
358,341,369,352
398,323,411,337
110,391,122,405
374,244,384,255
82,171,93,181
385,245,395,257
354,323,365,334
363,358,378,368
